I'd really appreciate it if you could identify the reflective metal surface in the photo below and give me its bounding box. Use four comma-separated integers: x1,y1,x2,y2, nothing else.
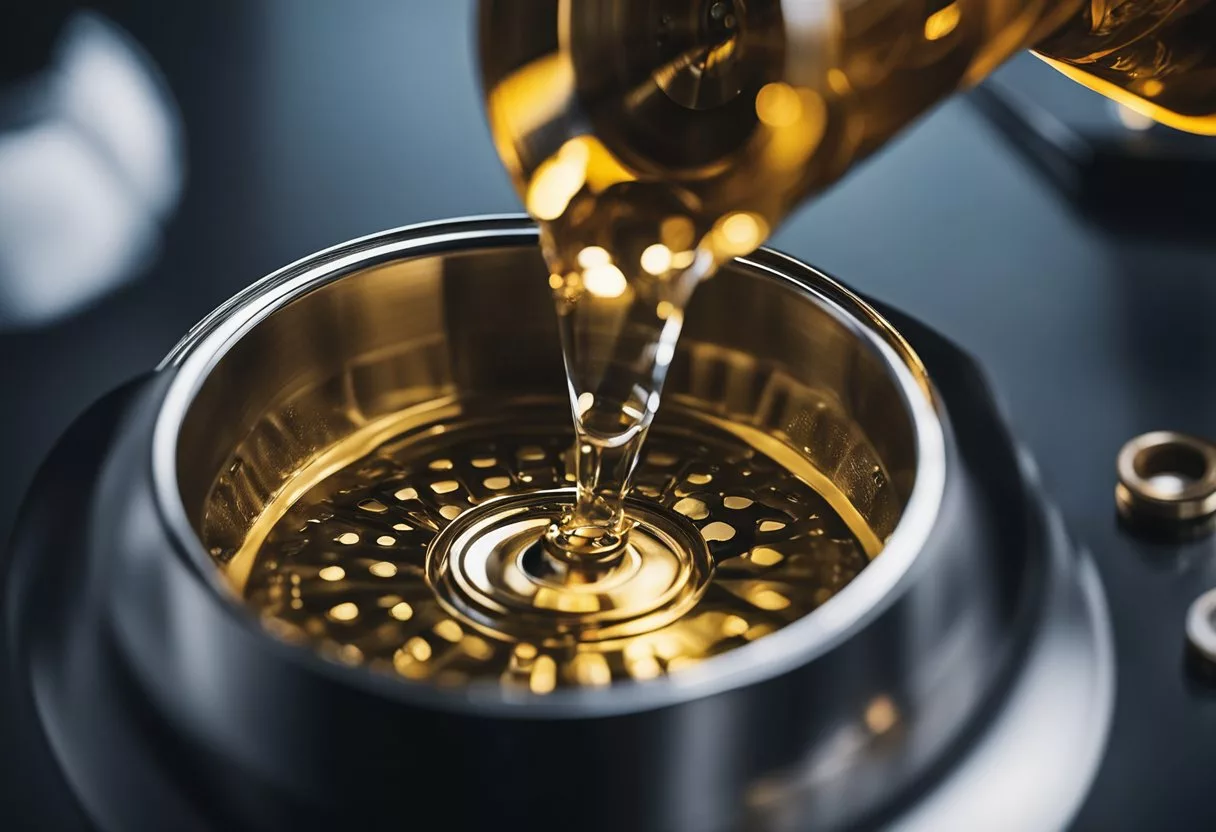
0,5,1210,828
893,496,1114,832
1116,431,1216,535
163,216,944,711
1186,588,1216,667
3,216,1113,831
174,228,920,687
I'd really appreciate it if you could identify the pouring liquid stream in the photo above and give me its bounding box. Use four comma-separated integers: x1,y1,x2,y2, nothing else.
483,0,1216,561
505,3,785,561
540,187,733,557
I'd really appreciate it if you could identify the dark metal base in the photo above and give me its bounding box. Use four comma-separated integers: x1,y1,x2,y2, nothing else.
871,308,1113,831
2,295,1111,832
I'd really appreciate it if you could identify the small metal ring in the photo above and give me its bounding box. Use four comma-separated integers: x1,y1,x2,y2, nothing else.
1186,588,1216,667
1116,432,1216,531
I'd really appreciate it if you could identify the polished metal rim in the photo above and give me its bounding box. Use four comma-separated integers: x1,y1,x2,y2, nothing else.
148,215,947,717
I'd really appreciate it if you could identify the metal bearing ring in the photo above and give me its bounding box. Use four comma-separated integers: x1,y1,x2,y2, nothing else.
1116,431,1216,537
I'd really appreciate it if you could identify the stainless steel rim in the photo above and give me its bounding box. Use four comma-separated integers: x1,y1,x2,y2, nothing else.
149,214,948,717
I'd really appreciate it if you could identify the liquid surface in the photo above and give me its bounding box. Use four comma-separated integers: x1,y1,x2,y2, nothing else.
480,0,1216,542
240,401,871,690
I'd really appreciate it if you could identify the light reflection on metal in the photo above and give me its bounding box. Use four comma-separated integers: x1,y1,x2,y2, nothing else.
1116,431,1216,538
1186,589,1216,670
864,695,899,734
0,11,184,330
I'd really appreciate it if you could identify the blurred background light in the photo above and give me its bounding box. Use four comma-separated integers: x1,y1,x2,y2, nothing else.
0,11,184,331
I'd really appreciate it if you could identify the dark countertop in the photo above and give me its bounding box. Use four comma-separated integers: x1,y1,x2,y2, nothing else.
2,1,1214,829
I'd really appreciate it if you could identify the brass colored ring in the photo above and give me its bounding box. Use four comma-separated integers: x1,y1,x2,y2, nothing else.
1115,431,1216,527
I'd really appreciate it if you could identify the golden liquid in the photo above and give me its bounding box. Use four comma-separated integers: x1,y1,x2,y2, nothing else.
236,398,875,690
1037,0,1216,133
480,0,1215,544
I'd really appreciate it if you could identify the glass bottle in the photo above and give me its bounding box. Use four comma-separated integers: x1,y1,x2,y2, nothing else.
479,0,1215,554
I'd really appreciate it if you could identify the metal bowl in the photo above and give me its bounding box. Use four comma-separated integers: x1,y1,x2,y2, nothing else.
4,216,1112,832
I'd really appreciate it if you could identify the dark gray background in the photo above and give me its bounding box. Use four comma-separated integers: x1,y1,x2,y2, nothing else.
2,2,1214,828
